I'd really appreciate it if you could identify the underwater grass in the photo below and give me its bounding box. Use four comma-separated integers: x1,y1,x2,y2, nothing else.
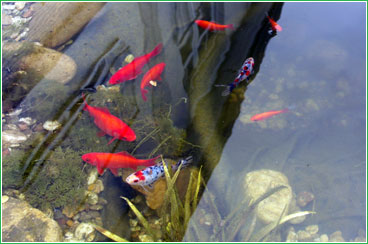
118,157,203,242
91,223,129,242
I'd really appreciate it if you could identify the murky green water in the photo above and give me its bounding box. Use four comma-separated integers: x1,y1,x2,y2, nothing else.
2,2,366,242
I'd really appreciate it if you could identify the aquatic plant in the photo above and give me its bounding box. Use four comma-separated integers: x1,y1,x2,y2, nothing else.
23,146,87,210
185,184,315,242
122,159,202,241
94,158,202,242
66,88,191,158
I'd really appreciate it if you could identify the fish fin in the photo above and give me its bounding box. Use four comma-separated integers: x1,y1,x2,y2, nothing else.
141,89,149,101
157,76,162,81
116,151,136,159
150,43,163,58
131,70,143,80
107,137,117,145
97,166,105,175
221,85,234,96
97,131,106,137
227,24,234,30
109,168,119,176
94,106,111,114
82,93,88,111
141,185,151,192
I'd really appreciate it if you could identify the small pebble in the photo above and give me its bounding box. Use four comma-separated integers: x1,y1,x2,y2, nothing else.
15,2,26,10
306,225,319,235
18,122,29,131
2,195,9,203
124,54,135,63
320,234,329,242
2,4,15,10
66,220,74,227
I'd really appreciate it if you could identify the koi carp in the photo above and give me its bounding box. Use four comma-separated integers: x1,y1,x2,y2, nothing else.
219,57,255,96
125,156,193,190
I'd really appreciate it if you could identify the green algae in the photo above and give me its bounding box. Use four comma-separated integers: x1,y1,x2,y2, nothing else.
23,146,87,210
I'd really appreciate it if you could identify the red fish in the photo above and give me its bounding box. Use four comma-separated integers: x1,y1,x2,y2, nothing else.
108,43,163,85
266,15,282,32
140,62,166,101
250,108,289,121
195,20,234,31
82,94,136,144
82,152,161,176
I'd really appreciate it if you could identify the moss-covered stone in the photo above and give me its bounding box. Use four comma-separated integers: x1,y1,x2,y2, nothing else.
23,146,87,210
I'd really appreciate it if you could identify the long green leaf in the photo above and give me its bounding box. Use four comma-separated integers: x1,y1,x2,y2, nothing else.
184,170,194,230
121,197,157,241
90,223,129,242
192,166,202,212
249,211,316,242
226,185,288,241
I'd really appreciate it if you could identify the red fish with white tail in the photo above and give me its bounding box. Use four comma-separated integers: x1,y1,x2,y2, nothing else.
82,151,161,176
82,93,136,144
140,62,166,101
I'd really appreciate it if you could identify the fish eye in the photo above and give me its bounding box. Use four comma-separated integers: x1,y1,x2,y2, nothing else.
133,179,139,183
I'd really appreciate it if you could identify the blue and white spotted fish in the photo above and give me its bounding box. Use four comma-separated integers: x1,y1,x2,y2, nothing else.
125,156,193,190
221,57,255,96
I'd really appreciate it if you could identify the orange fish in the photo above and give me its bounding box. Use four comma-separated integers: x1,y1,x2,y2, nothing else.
250,108,289,121
82,151,161,175
82,94,136,144
195,20,234,31
108,43,163,85
266,15,282,32
140,62,166,101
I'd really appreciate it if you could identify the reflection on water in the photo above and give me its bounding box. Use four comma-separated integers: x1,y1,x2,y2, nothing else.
2,2,366,242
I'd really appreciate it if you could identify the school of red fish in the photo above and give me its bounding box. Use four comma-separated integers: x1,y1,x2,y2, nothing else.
81,13,286,183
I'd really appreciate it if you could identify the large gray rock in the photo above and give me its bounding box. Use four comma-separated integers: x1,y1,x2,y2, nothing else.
2,196,63,242
26,2,105,48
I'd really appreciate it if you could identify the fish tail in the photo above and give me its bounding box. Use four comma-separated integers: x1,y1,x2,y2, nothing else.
227,24,234,30
221,84,235,96
146,155,161,166
173,156,193,171
81,93,88,110
149,43,163,58
141,89,149,101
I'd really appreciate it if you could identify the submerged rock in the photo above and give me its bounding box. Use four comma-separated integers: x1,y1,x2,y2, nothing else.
2,197,63,242
26,2,105,48
243,169,293,224
74,222,96,242
2,129,28,144
43,120,61,131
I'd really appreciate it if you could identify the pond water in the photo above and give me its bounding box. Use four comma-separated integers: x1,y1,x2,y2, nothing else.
2,2,366,242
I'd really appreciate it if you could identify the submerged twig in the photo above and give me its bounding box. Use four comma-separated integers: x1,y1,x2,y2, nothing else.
149,136,172,158
131,128,160,154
